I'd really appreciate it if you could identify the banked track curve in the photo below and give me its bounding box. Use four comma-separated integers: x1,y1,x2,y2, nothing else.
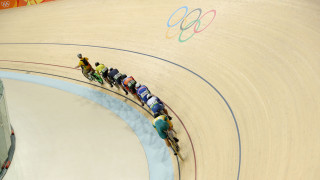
0,66,182,180
0,42,242,180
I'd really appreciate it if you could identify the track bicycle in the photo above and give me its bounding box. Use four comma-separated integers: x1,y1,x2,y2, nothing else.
82,68,103,85
106,75,124,90
165,130,183,161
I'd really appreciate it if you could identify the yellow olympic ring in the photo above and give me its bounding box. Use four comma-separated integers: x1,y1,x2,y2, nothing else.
166,18,188,39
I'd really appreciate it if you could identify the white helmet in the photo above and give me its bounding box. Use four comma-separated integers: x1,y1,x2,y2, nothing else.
146,94,152,100
135,83,141,89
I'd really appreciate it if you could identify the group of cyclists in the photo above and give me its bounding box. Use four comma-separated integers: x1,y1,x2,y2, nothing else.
75,53,179,155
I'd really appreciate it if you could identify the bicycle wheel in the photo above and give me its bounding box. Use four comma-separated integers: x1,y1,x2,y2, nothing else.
170,139,183,161
167,131,183,161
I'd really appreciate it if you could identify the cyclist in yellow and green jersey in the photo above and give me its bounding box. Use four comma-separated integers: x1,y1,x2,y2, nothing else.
95,62,113,87
74,53,95,80
152,113,179,155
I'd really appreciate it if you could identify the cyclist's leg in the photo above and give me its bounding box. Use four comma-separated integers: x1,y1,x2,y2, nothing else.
89,68,95,76
134,93,144,106
89,68,97,80
164,138,172,147
109,76,119,89
90,69,103,82
131,88,144,106
103,72,113,87
163,108,169,116
160,103,172,120
113,80,120,89
164,109,172,120
83,68,92,80
116,78,128,95
166,119,178,142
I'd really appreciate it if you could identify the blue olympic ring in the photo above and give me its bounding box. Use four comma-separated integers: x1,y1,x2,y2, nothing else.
166,6,216,42
167,6,188,28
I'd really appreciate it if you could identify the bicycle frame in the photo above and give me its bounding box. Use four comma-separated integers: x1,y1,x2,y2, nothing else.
165,130,183,161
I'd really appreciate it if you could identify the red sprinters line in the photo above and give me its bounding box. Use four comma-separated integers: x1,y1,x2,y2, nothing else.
0,60,79,70
0,59,197,180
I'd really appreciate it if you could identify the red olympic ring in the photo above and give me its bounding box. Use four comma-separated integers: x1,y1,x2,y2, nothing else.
166,6,216,42
193,9,216,33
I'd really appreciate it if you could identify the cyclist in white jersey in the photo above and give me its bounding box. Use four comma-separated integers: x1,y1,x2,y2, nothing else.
146,94,172,120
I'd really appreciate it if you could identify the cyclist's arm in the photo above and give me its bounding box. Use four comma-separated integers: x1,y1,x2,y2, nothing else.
152,121,158,132
75,61,83,69
96,69,101,76
165,118,173,129
137,93,142,100
121,80,126,88
152,124,158,132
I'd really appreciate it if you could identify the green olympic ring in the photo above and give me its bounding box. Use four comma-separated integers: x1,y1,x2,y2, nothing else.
166,6,216,43
179,19,201,43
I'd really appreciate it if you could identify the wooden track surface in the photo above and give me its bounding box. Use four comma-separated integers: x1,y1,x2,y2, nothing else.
0,0,319,179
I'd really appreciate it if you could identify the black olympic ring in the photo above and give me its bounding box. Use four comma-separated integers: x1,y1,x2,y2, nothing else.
166,6,216,42
179,8,202,31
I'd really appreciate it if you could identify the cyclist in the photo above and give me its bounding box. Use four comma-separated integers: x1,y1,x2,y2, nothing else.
122,76,144,106
74,53,95,80
108,67,128,95
95,62,113,87
152,113,178,155
146,94,172,120
135,83,151,103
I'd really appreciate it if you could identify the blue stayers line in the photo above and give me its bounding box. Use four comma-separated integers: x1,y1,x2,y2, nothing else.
0,71,174,180
0,42,241,180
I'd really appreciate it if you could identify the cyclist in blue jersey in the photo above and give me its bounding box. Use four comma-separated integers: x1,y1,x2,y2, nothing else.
108,67,128,95
146,94,172,120
135,83,151,103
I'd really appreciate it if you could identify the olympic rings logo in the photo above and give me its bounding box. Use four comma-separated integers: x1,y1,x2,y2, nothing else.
166,6,216,43
1,1,10,8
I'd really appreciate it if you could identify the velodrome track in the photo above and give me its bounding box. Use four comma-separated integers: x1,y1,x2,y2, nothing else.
0,0,320,179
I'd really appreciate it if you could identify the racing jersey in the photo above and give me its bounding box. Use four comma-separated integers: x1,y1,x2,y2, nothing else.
108,69,121,80
95,64,107,76
137,85,151,103
152,115,170,139
146,96,162,110
122,76,136,89
78,57,91,70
